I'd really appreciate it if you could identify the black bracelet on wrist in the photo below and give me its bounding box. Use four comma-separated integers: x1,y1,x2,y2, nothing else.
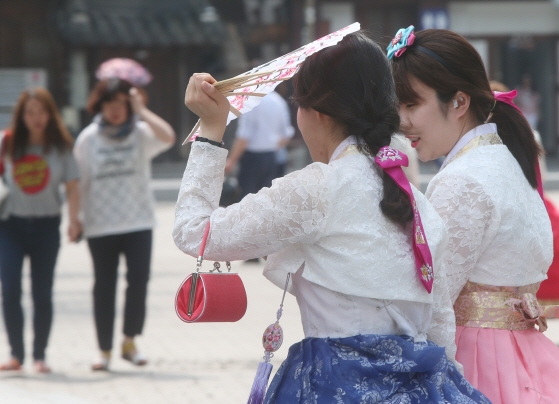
195,137,225,148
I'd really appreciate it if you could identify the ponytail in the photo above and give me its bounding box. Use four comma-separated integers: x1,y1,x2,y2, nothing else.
489,101,542,188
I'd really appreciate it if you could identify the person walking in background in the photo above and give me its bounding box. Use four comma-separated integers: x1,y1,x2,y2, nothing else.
0,88,81,373
224,90,294,197
516,73,540,130
273,82,296,178
74,78,175,371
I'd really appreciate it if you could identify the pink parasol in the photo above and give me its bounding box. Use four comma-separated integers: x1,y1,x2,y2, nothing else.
184,22,360,145
96,58,153,87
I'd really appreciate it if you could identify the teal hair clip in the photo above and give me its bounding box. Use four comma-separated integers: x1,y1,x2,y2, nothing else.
387,25,416,60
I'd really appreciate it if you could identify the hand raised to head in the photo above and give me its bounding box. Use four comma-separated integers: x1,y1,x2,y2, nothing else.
129,87,145,115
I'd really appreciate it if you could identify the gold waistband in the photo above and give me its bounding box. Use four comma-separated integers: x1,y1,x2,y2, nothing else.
454,281,559,332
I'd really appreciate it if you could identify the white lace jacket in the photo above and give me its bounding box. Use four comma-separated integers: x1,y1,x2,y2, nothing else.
173,140,459,365
426,124,553,304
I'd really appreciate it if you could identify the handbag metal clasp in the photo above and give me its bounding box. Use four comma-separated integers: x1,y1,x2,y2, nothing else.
187,256,204,316
187,259,233,317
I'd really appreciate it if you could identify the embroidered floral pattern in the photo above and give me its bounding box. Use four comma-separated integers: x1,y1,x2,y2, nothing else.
376,146,402,163
264,335,491,403
415,225,426,244
421,264,433,282
263,322,284,352
454,281,558,331
441,133,502,170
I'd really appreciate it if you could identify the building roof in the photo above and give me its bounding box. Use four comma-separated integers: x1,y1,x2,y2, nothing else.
55,0,226,47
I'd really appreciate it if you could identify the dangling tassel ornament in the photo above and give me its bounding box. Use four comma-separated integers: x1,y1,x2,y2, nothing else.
247,274,290,404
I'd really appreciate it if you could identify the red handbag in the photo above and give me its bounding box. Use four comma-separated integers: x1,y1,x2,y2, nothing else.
175,222,247,323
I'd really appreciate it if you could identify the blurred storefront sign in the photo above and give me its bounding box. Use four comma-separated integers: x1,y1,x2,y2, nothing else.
420,8,449,30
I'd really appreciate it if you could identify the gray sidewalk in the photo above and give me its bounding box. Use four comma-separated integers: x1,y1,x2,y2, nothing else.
1,199,559,403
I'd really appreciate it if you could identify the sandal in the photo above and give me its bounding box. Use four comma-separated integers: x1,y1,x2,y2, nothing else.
34,360,51,374
91,351,111,371
0,358,21,371
121,340,147,366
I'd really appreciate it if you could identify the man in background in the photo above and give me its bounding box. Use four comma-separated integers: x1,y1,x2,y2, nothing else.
224,89,294,198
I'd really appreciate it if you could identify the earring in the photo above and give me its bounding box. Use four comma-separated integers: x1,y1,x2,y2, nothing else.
453,99,459,109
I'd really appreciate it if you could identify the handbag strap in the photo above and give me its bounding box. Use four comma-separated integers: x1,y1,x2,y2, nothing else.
199,221,211,257
197,221,231,273
196,221,211,271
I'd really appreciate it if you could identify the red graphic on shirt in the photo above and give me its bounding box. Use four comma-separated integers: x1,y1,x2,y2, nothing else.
13,155,50,194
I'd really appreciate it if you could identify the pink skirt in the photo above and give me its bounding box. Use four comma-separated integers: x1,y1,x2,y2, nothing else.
456,325,559,404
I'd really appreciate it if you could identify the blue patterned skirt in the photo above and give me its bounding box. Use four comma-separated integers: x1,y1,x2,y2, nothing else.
264,334,491,403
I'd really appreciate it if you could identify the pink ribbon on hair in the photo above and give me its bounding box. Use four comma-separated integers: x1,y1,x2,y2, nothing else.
493,90,523,115
493,90,546,202
375,146,434,293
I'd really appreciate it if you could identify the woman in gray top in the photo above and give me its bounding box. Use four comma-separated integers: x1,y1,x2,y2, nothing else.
0,87,81,373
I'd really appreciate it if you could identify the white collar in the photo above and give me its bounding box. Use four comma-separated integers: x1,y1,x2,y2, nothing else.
439,123,498,171
329,135,358,163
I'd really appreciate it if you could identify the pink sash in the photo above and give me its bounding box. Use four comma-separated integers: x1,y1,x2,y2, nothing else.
375,146,434,293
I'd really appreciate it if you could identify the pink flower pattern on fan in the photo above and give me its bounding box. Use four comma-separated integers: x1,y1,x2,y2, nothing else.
185,23,360,143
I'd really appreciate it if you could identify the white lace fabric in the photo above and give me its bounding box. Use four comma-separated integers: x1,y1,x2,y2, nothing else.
174,141,460,367
427,143,553,304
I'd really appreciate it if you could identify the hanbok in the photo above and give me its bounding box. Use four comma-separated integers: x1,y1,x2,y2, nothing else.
537,197,559,303
173,137,490,403
426,122,559,404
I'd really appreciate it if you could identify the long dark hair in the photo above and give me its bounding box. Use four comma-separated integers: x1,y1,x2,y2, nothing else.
9,87,74,159
293,31,412,224
392,29,541,188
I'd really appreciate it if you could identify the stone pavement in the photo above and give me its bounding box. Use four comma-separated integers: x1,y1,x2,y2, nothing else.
1,196,559,404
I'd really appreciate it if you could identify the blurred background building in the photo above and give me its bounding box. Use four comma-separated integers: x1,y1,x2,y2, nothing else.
1,0,559,158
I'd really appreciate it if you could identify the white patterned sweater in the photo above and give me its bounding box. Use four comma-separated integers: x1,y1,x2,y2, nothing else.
173,139,459,366
74,121,172,238
426,124,553,304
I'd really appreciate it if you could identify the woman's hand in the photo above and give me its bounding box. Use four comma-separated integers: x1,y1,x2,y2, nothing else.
184,73,229,143
129,87,176,145
129,87,146,115
68,219,83,243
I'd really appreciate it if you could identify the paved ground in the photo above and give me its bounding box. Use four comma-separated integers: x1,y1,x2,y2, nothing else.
1,191,559,403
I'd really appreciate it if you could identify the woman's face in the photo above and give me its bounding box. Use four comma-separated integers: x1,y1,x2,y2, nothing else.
399,76,462,162
101,92,129,126
23,98,50,136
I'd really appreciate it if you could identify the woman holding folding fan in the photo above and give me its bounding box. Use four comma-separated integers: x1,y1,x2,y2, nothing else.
174,31,489,403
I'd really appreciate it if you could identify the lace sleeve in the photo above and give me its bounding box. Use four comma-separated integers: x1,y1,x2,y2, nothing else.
426,172,498,304
173,142,329,262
